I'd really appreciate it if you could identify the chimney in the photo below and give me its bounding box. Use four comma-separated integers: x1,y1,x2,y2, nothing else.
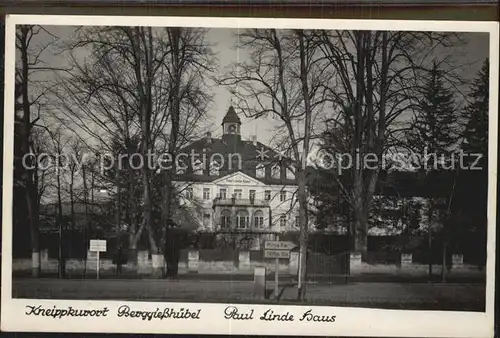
251,135,257,146
206,131,212,144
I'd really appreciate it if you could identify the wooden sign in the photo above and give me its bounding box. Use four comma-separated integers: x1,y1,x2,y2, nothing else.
89,239,106,279
264,249,290,259
89,239,107,252
264,241,296,251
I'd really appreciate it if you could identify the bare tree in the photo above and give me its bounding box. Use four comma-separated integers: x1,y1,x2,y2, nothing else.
315,30,465,256
52,26,214,276
157,27,215,277
220,29,326,300
15,25,60,277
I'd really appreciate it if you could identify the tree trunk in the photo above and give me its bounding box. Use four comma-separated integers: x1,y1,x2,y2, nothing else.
353,212,369,255
441,242,447,283
296,30,313,301
162,176,175,277
69,170,75,263
131,27,160,274
427,198,434,281
19,26,41,278
26,185,40,277
56,171,65,278
82,165,89,276
162,27,182,279
351,173,368,256
297,168,309,300
127,176,139,270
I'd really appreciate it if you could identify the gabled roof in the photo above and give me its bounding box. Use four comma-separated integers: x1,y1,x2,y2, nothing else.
221,106,241,124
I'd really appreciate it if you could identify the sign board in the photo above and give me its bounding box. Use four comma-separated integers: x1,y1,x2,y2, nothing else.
89,239,107,252
89,239,106,279
264,241,296,251
264,249,290,259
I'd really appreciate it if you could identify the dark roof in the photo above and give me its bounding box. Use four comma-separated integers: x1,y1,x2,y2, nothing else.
221,106,241,124
175,136,300,185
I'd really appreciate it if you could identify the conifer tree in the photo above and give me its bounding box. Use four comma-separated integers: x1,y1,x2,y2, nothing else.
408,61,458,171
462,59,489,169
406,60,458,279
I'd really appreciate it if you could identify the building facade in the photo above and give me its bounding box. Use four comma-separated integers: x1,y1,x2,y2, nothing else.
172,106,449,245
173,107,307,243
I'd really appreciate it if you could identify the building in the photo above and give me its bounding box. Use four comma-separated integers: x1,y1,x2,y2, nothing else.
173,106,310,247
171,106,468,253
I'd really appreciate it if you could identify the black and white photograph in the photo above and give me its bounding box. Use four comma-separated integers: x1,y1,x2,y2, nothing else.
1,15,498,337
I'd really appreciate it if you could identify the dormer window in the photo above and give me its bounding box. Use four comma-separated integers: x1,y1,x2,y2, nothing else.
176,160,187,175
271,164,280,179
256,163,265,178
286,167,295,180
209,160,220,176
193,159,203,175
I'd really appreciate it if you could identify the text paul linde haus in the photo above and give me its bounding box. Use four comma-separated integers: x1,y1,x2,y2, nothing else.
25,305,336,323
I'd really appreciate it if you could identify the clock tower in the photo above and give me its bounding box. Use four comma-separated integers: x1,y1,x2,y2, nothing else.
222,106,242,144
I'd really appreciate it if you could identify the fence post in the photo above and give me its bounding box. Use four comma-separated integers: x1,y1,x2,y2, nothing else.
238,251,250,271
349,252,362,274
137,250,150,274
451,254,464,269
401,253,413,269
188,250,199,273
40,249,49,272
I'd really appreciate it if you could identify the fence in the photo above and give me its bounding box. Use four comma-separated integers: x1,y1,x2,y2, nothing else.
13,247,482,279
306,252,350,282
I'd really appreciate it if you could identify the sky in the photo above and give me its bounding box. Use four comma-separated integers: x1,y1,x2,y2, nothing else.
25,26,490,147
199,29,489,146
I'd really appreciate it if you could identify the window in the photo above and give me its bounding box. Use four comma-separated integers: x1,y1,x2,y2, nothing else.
233,189,242,199
203,213,211,227
280,215,287,228
193,159,203,175
203,188,210,200
185,187,193,199
280,191,287,202
286,167,295,179
176,160,187,175
236,210,250,229
295,216,300,228
256,163,265,178
249,190,256,200
254,210,264,228
219,188,227,199
220,209,231,228
271,165,280,179
264,190,271,200
209,160,220,176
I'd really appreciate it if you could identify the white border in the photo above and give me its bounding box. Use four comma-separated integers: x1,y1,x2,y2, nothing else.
1,15,498,337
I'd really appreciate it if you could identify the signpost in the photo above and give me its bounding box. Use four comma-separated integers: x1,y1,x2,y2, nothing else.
89,239,107,279
264,250,290,259
264,241,296,251
263,240,297,299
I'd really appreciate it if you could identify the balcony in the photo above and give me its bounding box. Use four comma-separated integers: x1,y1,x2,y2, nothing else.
214,226,277,234
212,197,270,207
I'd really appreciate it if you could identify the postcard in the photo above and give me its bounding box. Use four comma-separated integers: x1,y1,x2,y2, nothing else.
1,14,498,337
